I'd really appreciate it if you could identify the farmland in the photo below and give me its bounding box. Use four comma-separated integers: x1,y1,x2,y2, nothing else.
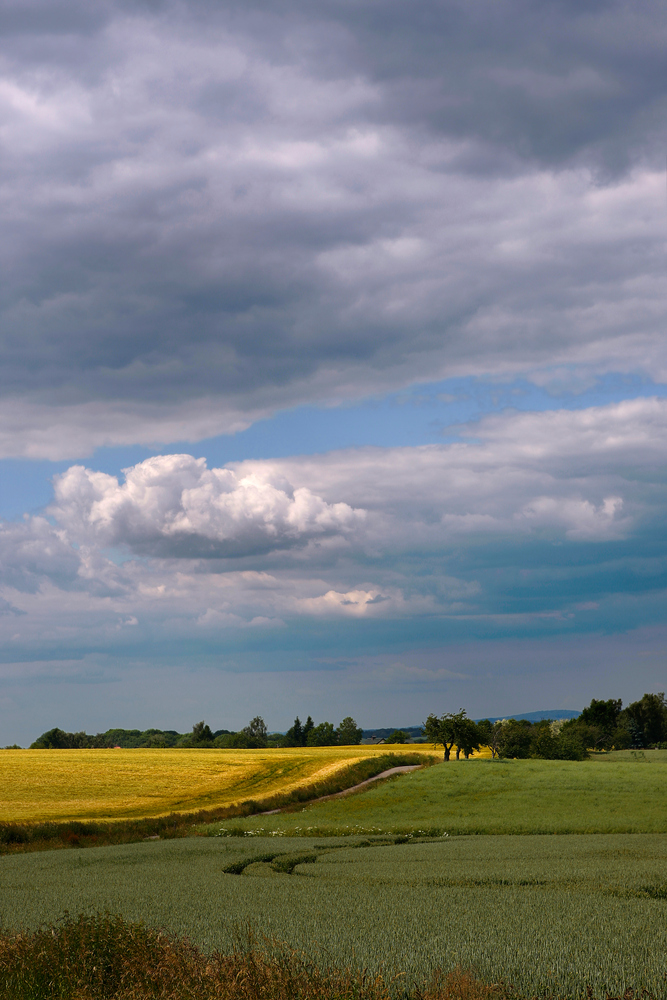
3,751,667,997
2,832,667,997
203,752,667,837
0,745,437,824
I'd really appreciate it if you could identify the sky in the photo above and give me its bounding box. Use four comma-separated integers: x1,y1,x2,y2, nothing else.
1,0,667,745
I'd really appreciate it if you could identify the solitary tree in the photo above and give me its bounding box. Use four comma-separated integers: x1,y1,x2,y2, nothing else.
424,711,467,761
336,717,363,745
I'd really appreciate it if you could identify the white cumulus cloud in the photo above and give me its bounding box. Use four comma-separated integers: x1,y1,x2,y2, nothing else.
51,454,365,557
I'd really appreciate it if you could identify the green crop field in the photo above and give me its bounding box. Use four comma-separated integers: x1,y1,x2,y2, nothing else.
2,832,667,997
205,754,667,837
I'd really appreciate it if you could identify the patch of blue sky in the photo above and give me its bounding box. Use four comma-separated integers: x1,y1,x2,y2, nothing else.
0,371,665,521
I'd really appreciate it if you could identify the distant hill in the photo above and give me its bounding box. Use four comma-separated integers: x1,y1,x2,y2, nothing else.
477,710,581,723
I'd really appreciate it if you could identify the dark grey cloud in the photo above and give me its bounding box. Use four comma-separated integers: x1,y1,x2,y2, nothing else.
0,0,666,455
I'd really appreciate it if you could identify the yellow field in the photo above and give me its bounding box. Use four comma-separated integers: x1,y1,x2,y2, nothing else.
0,745,440,824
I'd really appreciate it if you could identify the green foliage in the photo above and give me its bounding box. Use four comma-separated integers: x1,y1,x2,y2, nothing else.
622,692,667,747
424,711,481,760
303,716,315,745
455,717,482,759
307,723,338,746
282,716,305,747
336,717,362,746
580,697,622,733
281,715,363,746
496,719,533,759
562,693,667,752
30,726,184,749
384,730,410,744
242,717,269,749
476,720,502,758
424,711,461,760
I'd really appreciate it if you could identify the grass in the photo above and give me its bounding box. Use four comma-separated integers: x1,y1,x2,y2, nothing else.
2,834,667,997
204,756,667,837
0,753,430,855
0,912,506,1000
0,745,437,824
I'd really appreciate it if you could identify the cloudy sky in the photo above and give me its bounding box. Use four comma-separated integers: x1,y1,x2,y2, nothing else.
1,0,666,744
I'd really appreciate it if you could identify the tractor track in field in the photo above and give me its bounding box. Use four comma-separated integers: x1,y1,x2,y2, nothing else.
259,764,421,815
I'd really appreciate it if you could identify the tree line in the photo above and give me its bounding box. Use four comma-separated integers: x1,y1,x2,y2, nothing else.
26,715,363,749
425,692,667,761
18,692,667,754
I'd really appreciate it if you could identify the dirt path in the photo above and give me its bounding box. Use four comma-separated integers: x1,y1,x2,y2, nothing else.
259,764,421,815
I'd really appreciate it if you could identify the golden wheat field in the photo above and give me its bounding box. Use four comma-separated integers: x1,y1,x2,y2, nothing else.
0,745,441,824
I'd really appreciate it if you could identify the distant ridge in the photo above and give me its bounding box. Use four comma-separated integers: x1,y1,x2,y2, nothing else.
478,710,581,723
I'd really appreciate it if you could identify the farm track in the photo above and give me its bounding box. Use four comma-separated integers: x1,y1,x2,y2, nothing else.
259,764,422,814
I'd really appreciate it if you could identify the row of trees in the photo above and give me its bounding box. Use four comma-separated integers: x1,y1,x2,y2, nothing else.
29,715,364,750
425,693,667,761
564,693,667,751
280,716,363,747
211,715,362,748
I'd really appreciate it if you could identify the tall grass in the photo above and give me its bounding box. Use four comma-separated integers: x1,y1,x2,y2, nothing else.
213,757,667,837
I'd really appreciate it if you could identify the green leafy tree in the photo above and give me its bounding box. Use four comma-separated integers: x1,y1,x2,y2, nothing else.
424,711,468,761
384,729,410,744
214,731,251,749
282,716,304,747
555,730,588,760
242,716,268,748
306,722,337,746
529,722,560,759
622,693,667,747
191,721,214,744
143,734,168,748
565,698,624,751
580,698,622,733
30,728,95,749
476,719,503,758
455,717,482,759
302,716,315,745
497,719,533,759
336,717,363,745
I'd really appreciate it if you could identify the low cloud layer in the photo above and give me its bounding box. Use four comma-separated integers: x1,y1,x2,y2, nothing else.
0,0,666,455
